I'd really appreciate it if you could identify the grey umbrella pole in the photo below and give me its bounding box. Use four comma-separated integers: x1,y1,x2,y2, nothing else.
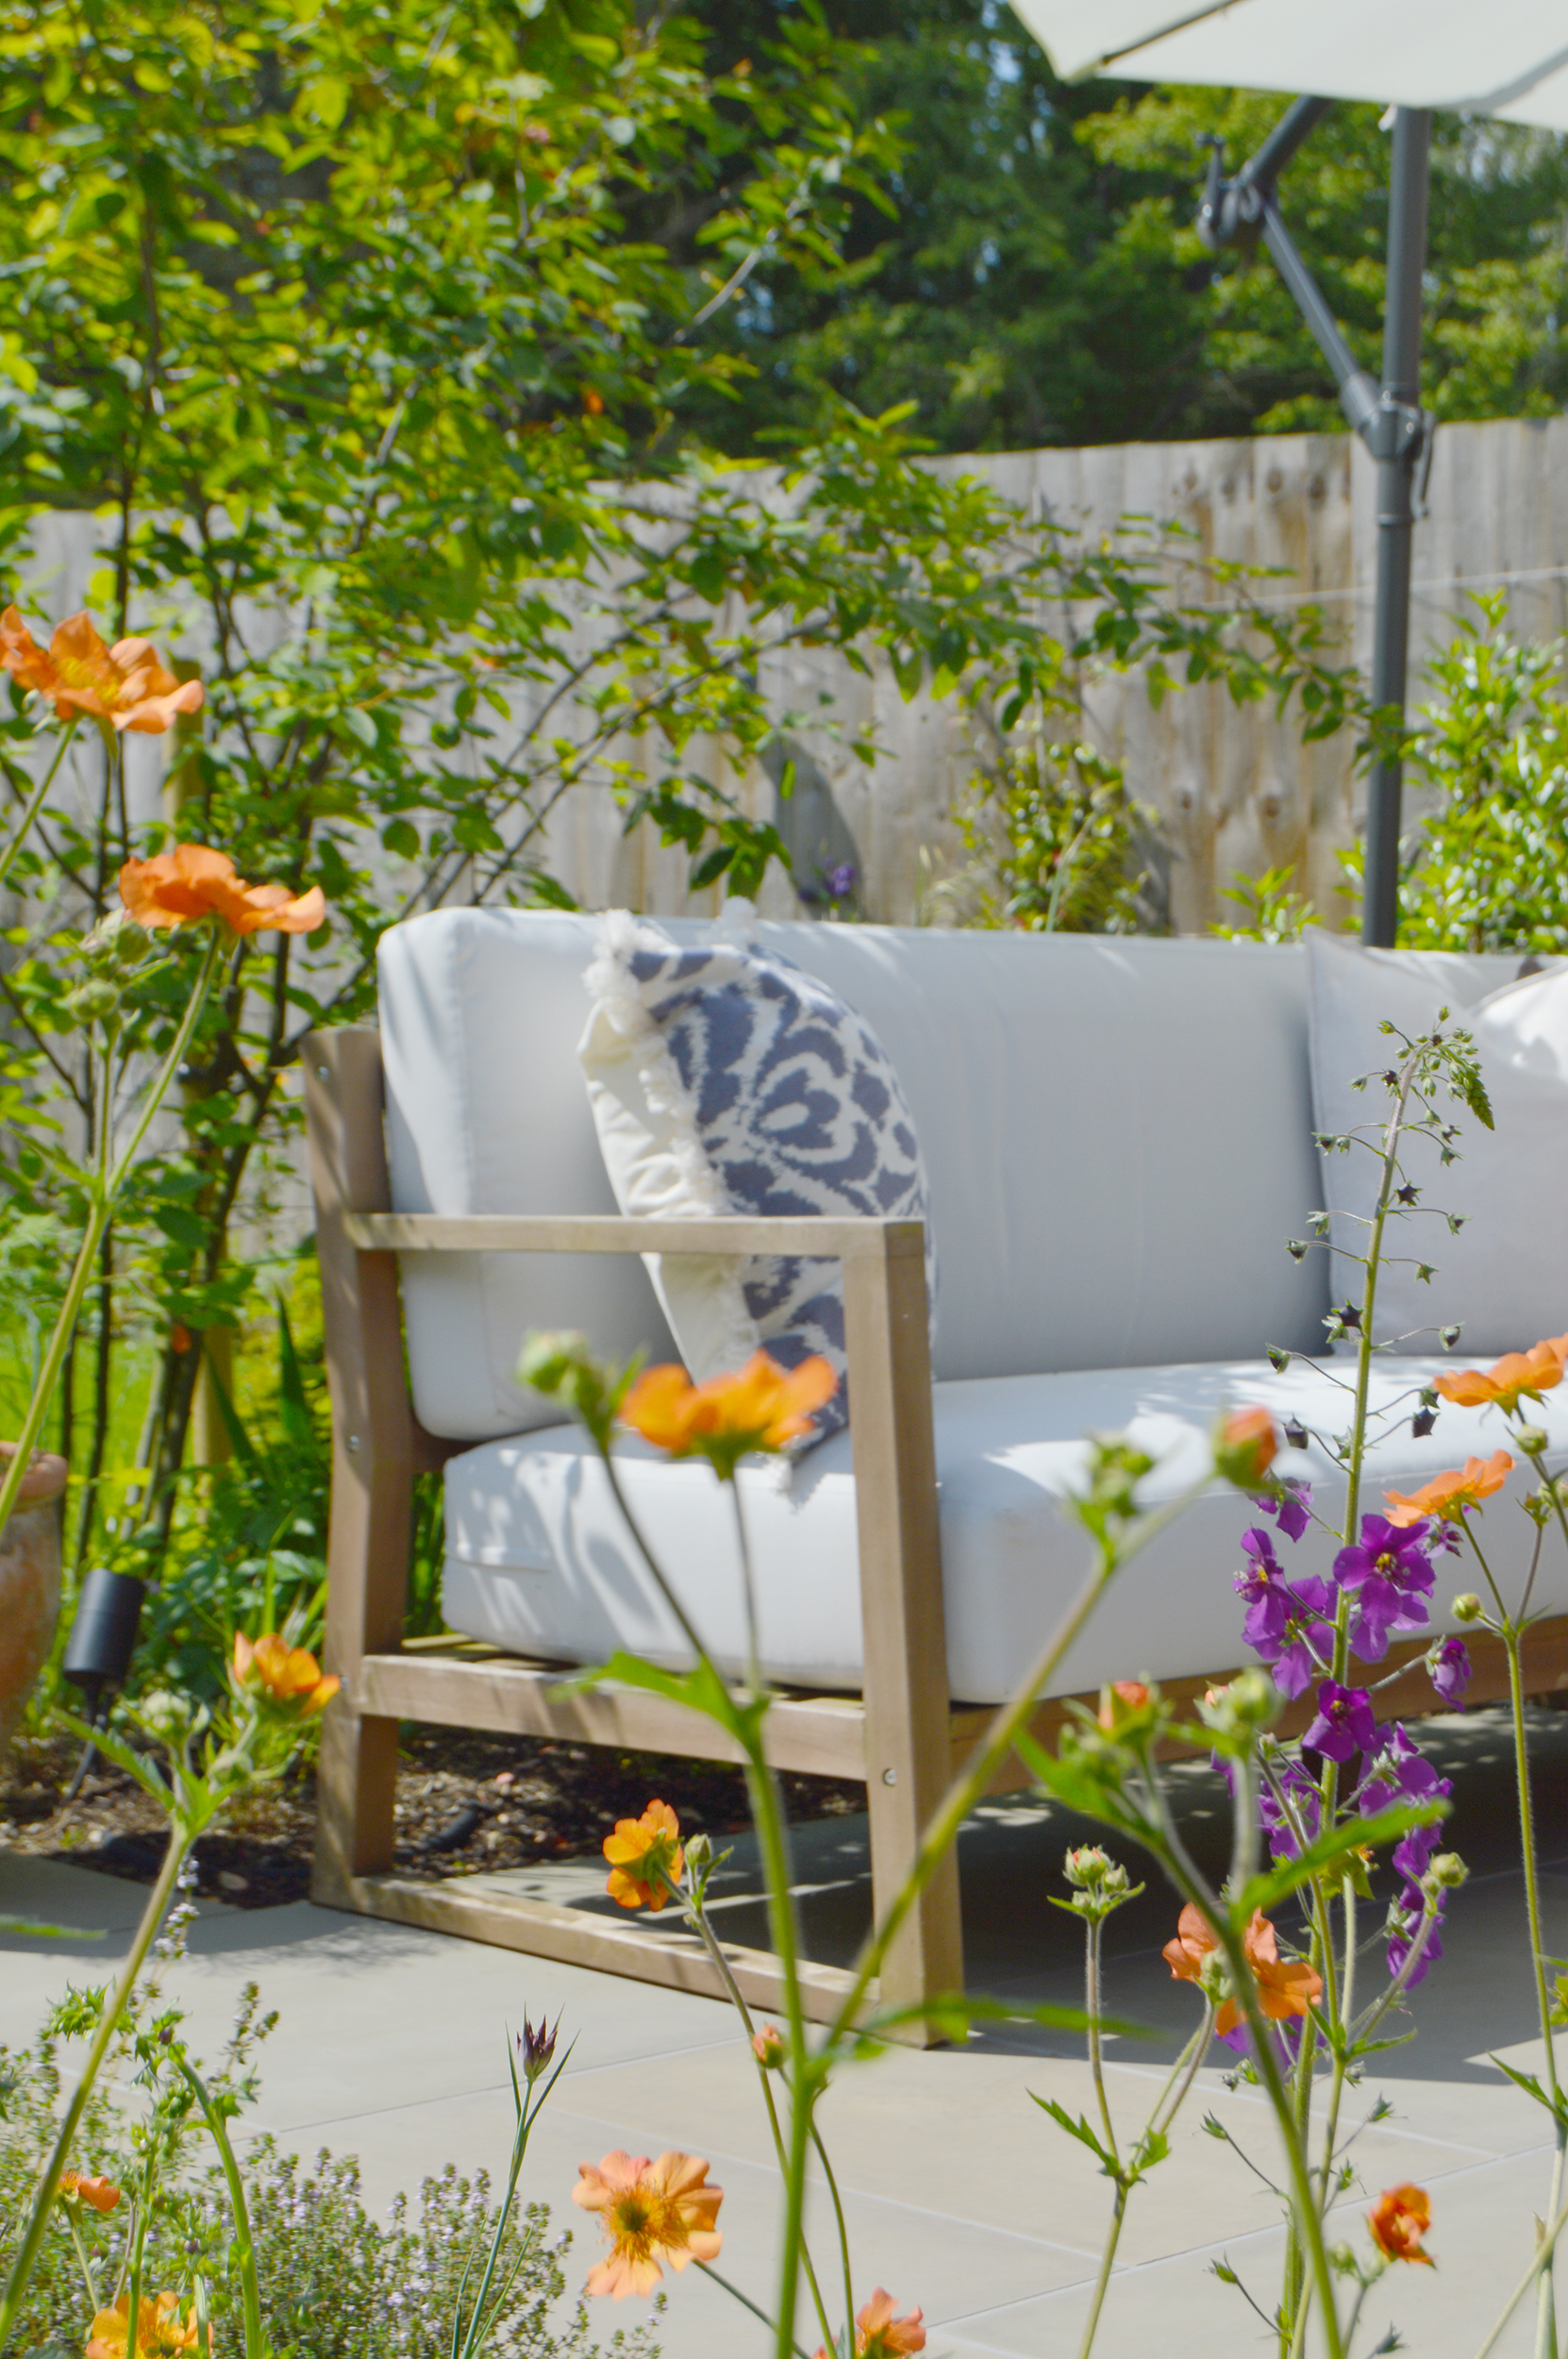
1361,107,1433,949
1197,101,1434,946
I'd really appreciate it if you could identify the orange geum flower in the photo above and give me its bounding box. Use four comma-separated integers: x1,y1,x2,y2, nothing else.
813,2289,927,2358
1369,2183,1434,2267
58,2169,121,2212
0,608,205,734
1435,1333,1568,1415
231,1631,340,1721
1214,1405,1278,1488
602,1799,683,1912
1163,1903,1322,2040
120,844,325,937
86,2292,200,2358
1385,1449,1513,1528
620,1350,836,1474
572,2149,723,2297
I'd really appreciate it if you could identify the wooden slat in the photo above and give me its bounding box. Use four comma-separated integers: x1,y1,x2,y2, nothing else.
333,1874,872,2026
357,1648,870,1778
947,1612,1568,1790
303,1029,411,1899
842,1228,964,2022
344,1210,920,1261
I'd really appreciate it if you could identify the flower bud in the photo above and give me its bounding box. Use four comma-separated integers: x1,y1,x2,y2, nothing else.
1452,1592,1483,1623
751,2023,786,2070
518,2010,560,2082
1424,1851,1468,1892
1214,1407,1278,1489
1200,1668,1280,1738
1096,1680,1152,1733
1516,1425,1550,1457
63,978,123,1026
683,1831,713,1874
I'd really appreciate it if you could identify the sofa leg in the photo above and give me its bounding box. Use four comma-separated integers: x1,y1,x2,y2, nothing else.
312,1701,399,1907
866,1763,964,2041
843,1227,962,2043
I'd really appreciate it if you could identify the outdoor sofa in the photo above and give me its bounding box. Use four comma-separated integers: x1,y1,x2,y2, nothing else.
302,912,1568,2032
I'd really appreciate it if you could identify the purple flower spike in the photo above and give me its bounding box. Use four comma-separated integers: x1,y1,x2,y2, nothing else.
1334,1515,1436,1665
1259,1760,1323,1863
1428,1635,1473,1709
1387,1882,1445,1987
1305,1681,1376,1763
1333,1514,1433,1595
1252,1480,1312,1543
1356,1726,1451,1882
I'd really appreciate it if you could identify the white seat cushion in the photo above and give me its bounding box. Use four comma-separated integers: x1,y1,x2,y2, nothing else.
442,1355,1568,1704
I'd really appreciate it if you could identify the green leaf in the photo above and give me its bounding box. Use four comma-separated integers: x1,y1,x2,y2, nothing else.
1491,2056,1568,2128
1236,1800,1448,1920
1030,2095,1119,2174
0,1916,102,1942
551,1650,759,1749
855,1991,1143,2052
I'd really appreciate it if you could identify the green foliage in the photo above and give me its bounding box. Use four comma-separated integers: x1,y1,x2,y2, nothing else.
1211,862,1324,943
0,2036,639,2359
679,0,1568,453
955,718,1163,933
1393,594,1568,954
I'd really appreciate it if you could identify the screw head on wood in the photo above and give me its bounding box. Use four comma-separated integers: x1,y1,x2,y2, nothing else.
881,1767,897,1785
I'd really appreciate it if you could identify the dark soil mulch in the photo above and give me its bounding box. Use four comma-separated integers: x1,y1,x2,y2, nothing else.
0,1727,866,1910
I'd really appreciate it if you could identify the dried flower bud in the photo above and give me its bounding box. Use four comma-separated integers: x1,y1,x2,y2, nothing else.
518,2010,560,2083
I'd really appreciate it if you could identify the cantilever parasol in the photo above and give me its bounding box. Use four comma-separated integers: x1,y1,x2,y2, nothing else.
1006,2,1568,944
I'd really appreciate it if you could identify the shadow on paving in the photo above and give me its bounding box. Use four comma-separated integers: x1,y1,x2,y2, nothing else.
463,1702,1568,2076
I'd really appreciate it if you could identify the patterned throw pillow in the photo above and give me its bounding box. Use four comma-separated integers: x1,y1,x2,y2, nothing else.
577,904,935,1448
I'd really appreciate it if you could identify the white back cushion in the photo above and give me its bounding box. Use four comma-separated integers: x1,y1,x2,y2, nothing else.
380,911,1328,1438
1308,935,1566,1355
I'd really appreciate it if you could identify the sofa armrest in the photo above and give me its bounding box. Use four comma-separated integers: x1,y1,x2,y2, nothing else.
342,1211,926,1263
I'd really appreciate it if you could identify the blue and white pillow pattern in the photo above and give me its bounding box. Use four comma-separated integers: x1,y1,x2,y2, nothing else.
577,904,935,1449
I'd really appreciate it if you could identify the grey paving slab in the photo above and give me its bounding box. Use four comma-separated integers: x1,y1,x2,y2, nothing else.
8,1699,1568,2359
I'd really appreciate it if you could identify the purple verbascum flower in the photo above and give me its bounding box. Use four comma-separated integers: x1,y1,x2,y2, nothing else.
1233,1530,1336,1696
1259,1758,1323,1862
1356,1725,1451,1882
1388,1882,1445,1987
1251,1479,1312,1543
1304,1681,1376,1763
1427,1635,1472,1708
1333,1514,1436,1663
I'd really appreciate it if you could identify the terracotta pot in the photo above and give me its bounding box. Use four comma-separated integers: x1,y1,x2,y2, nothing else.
0,1442,70,1756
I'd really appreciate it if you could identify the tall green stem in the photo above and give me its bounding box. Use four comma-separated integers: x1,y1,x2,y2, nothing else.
0,721,77,898
0,1832,191,2346
0,929,223,1534
176,2059,264,2359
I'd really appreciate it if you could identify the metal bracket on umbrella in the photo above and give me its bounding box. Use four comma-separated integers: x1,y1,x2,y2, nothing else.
1196,95,1434,947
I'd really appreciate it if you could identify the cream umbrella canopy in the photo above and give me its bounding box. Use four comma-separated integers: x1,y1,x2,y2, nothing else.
1007,2,1568,943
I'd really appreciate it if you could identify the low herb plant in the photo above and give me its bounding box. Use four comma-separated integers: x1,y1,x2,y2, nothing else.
516,1000,1568,2359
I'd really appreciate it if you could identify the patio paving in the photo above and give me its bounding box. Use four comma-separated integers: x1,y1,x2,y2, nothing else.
7,1703,1568,2356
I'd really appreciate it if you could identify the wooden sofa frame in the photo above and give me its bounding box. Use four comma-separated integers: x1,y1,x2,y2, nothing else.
302,1024,1568,2037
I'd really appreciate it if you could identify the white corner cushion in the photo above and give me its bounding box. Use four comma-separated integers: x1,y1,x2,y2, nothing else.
1308,934,1568,1358
442,1356,1568,1705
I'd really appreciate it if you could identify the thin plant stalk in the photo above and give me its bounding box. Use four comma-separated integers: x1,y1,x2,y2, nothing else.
0,928,223,1536
0,719,77,897
0,1831,192,2344
176,2057,264,2359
